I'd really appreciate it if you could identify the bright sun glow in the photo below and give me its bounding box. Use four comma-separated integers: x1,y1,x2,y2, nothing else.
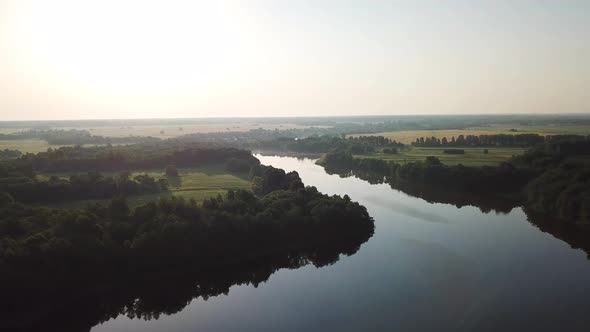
14,0,257,97
1,0,588,119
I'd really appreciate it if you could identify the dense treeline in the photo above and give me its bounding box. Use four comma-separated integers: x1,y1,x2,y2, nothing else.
0,167,374,330
513,141,590,223
318,150,533,193
526,166,590,222
177,130,404,154
320,138,590,224
20,143,258,173
0,143,259,203
0,129,160,146
412,133,589,148
412,133,541,147
0,171,167,204
257,135,403,154
0,149,21,160
250,164,304,195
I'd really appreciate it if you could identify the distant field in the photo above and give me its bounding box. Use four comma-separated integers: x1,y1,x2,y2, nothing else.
82,122,328,139
0,128,24,135
348,124,590,144
0,139,56,153
0,122,328,140
130,165,251,204
355,147,526,167
350,130,513,144
0,122,329,152
0,139,119,154
468,123,590,135
41,164,251,209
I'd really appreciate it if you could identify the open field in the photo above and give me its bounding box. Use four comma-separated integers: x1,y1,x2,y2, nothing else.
82,123,329,139
0,122,330,153
0,128,26,135
130,165,251,204
0,139,121,154
355,147,526,167
348,124,590,144
350,130,514,144
40,164,251,209
468,124,590,135
0,139,56,153
0,122,329,140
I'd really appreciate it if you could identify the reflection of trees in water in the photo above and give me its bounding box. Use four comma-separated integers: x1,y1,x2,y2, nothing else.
1,234,371,332
324,166,520,214
524,208,590,259
325,165,590,259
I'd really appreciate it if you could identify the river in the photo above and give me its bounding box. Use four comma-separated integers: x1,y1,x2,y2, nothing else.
92,155,590,331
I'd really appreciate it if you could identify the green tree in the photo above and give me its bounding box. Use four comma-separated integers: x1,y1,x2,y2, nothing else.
165,165,179,177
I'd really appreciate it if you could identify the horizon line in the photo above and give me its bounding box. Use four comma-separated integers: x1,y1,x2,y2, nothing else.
2,112,590,123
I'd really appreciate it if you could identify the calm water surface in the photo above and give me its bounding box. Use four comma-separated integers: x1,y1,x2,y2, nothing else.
92,155,590,331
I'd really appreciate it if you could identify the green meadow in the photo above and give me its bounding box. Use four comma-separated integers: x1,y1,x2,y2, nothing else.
0,139,56,153
355,147,526,167
349,124,590,145
40,164,252,209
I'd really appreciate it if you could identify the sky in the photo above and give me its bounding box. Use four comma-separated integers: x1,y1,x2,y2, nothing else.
0,0,588,120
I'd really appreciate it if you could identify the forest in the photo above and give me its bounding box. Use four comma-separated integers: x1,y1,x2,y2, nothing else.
20,143,258,172
1,116,589,331
0,145,375,330
0,149,21,160
411,133,589,147
318,137,590,224
0,129,160,145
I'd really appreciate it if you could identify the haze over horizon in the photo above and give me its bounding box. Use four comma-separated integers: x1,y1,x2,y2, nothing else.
1,0,588,121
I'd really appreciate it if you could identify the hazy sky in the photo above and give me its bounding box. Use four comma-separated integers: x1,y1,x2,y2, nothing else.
0,0,588,120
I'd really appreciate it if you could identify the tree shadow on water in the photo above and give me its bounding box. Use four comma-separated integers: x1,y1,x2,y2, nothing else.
0,229,373,332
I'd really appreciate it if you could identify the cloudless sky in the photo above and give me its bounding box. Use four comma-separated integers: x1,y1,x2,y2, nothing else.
0,0,588,120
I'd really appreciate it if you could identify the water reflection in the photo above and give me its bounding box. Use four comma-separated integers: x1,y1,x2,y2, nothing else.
0,232,372,332
7,155,590,332
323,165,520,214
524,208,590,259
364,194,450,223
324,163,590,259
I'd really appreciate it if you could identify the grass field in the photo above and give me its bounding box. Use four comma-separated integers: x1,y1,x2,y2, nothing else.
41,164,252,209
0,122,328,140
468,123,590,135
0,139,121,154
0,128,25,135
88,123,326,139
0,139,56,153
348,124,590,144
0,122,329,152
355,147,526,167
129,165,251,204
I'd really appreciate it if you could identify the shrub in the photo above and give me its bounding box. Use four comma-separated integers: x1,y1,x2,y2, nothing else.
165,165,179,177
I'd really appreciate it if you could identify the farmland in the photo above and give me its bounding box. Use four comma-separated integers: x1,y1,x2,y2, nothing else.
84,122,328,138
0,121,330,153
469,123,590,135
355,147,526,167
40,164,252,209
0,139,56,153
348,124,590,144
0,139,121,154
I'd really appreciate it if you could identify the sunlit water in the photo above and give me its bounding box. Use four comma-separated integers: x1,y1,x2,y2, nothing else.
92,155,590,331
